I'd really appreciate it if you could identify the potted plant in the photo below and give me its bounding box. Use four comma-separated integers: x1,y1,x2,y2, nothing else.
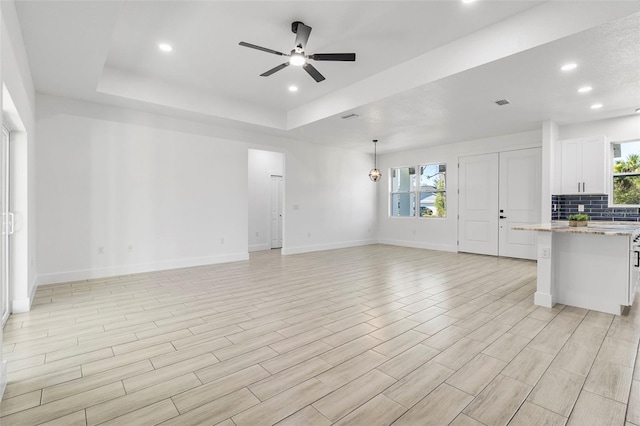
568,213,589,227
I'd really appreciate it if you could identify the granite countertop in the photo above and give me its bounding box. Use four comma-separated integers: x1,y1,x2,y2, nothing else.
513,221,640,236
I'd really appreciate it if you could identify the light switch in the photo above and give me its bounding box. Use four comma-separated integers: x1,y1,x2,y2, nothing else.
578,204,584,212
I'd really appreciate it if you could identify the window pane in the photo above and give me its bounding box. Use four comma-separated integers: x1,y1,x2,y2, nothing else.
391,167,416,192
391,193,416,217
613,141,640,171
419,164,446,191
419,192,446,217
613,175,640,205
612,141,640,206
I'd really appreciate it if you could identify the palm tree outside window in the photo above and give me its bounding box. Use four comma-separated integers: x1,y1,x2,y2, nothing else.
612,141,640,206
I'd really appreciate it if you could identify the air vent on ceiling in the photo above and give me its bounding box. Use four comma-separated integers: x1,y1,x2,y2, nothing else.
494,99,510,106
341,113,359,120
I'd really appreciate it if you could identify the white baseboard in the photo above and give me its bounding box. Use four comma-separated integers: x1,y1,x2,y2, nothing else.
248,244,270,252
12,278,37,313
534,291,554,308
281,239,376,255
378,239,457,252
36,252,250,286
0,360,7,401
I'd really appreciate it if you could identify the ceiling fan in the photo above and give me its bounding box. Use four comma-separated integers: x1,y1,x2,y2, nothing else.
239,21,356,83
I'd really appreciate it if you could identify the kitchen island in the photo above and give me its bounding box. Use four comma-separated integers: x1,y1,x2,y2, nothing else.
514,222,640,315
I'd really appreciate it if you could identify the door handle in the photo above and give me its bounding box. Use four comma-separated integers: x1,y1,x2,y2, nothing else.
499,215,507,219
578,182,581,192
582,182,585,192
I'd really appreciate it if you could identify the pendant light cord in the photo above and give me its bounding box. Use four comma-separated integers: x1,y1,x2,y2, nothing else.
373,139,378,168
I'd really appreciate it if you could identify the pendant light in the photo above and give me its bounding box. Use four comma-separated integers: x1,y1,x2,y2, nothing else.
369,139,381,182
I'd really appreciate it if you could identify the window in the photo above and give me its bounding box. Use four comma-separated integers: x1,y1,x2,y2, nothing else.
390,167,416,217
419,164,447,217
390,163,446,218
611,140,640,206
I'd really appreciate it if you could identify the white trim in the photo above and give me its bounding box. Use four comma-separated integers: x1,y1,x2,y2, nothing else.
377,239,457,253
534,291,554,308
12,278,37,313
0,360,7,401
249,244,270,252
36,253,249,286
281,239,376,255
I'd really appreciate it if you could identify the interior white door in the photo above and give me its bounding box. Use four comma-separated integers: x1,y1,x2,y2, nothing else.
1,127,10,326
498,148,541,259
270,175,283,249
458,153,499,256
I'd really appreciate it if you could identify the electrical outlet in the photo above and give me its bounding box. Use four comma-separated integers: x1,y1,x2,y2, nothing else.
128,245,133,253
220,238,225,244
255,232,259,237
578,204,584,212
98,246,104,254
541,247,551,259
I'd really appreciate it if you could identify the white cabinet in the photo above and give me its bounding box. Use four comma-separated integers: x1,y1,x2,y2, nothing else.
560,135,607,194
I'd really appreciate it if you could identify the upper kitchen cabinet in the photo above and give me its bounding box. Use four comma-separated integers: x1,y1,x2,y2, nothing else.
560,136,607,194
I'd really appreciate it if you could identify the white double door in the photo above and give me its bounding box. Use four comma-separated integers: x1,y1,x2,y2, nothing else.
458,148,541,260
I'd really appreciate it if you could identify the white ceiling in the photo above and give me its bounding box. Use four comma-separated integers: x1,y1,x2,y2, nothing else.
13,1,640,153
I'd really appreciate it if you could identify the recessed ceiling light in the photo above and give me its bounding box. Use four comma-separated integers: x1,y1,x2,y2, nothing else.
590,103,603,109
158,43,173,53
288,85,298,92
578,86,592,93
561,63,577,71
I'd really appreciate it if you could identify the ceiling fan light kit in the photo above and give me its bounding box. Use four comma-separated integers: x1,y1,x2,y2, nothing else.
239,21,356,82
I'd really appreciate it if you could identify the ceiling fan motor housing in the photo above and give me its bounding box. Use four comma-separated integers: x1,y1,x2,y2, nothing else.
291,21,304,34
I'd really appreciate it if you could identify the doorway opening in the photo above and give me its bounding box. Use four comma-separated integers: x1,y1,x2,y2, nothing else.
248,149,285,252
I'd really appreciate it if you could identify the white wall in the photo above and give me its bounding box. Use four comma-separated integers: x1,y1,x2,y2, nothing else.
248,149,283,252
36,95,377,283
36,96,250,284
559,114,640,142
281,141,377,255
377,130,541,251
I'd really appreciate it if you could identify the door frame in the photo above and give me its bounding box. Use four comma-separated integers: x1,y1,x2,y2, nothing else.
1,126,11,326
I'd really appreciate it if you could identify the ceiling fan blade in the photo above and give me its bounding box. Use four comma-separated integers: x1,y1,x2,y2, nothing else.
239,41,286,56
260,62,289,77
303,63,325,82
309,53,356,61
294,22,312,51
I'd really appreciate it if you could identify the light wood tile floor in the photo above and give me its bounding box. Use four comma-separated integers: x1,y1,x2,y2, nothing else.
1,245,639,425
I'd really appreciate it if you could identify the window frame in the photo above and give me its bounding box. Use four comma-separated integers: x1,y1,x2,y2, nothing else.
609,139,640,208
389,166,416,218
389,162,447,219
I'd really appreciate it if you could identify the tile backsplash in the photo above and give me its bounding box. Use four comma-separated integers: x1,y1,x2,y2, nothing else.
551,194,640,222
